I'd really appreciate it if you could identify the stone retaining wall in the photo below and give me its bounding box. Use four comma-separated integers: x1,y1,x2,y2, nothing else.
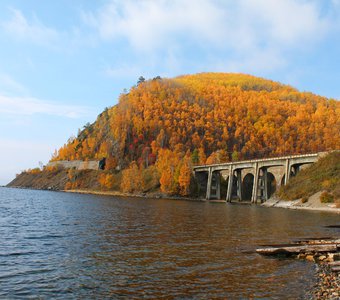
47,160,99,170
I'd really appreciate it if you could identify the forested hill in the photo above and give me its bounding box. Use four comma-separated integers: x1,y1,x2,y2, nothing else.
49,73,339,195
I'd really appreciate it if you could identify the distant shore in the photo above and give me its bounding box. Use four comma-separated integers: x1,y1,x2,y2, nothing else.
61,188,206,202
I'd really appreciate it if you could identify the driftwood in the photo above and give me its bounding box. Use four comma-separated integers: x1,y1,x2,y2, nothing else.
260,238,340,248
257,237,340,276
256,243,339,256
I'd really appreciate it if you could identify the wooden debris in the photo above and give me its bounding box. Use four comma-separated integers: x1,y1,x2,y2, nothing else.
257,235,340,297
256,244,338,256
256,237,340,274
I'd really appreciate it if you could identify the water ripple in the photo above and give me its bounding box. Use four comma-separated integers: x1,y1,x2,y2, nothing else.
0,187,339,298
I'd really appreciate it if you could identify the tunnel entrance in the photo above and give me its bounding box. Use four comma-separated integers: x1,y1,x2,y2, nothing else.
242,173,254,200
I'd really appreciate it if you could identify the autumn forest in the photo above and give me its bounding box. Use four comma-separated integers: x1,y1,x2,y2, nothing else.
49,73,340,195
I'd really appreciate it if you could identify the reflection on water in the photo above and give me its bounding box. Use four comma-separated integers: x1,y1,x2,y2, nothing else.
0,187,339,298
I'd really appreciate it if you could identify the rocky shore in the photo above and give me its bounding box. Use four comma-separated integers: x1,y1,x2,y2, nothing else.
263,193,340,214
313,263,340,299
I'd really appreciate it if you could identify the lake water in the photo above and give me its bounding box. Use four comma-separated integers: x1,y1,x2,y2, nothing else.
0,187,339,299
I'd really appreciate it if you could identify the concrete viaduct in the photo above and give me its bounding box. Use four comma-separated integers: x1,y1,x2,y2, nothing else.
193,153,325,203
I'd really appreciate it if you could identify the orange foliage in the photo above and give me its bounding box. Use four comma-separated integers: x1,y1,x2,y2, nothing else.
98,173,114,190
178,155,192,196
156,149,181,194
120,161,144,193
50,73,340,195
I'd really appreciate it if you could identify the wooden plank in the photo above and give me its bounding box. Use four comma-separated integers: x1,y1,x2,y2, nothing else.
328,261,340,266
259,243,302,247
256,244,338,255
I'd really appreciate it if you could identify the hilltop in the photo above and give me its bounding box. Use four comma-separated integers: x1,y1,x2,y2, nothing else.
8,73,340,196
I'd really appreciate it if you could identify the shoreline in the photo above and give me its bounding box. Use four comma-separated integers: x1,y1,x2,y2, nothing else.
63,188,340,213
262,193,340,214
62,188,207,202
4,186,340,214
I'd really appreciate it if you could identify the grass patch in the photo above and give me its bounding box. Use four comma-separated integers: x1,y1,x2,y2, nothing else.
277,151,340,201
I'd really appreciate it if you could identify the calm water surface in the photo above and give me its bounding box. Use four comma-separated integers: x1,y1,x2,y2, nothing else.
0,187,339,299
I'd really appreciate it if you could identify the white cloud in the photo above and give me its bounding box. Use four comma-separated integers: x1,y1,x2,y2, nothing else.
82,0,227,51
83,0,329,48
2,8,60,46
82,0,333,72
0,94,90,119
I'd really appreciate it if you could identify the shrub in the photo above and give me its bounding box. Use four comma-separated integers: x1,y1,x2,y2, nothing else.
64,182,73,190
320,191,334,203
301,196,308,203
98,173,115,190
26,168,41,174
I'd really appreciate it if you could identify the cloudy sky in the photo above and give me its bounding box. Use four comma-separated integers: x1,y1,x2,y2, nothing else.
0,0,339,184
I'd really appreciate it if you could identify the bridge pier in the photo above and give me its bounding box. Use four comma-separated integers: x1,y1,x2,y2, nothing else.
206,167,212,200
206,169,222,200
236,169,242,200
260,168,268,202
226,167,234,202
284,159,291,185
251,163,259,203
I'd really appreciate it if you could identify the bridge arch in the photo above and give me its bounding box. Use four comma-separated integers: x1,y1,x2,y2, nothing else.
267,172,277,198
242,173,254,200
195,171,209,198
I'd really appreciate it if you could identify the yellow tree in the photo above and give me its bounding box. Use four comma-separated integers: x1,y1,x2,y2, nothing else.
156,149,179,194
120,161,144,193
178,155,192,196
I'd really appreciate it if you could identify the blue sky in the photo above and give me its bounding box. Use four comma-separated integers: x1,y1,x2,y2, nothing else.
0,0,339,184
